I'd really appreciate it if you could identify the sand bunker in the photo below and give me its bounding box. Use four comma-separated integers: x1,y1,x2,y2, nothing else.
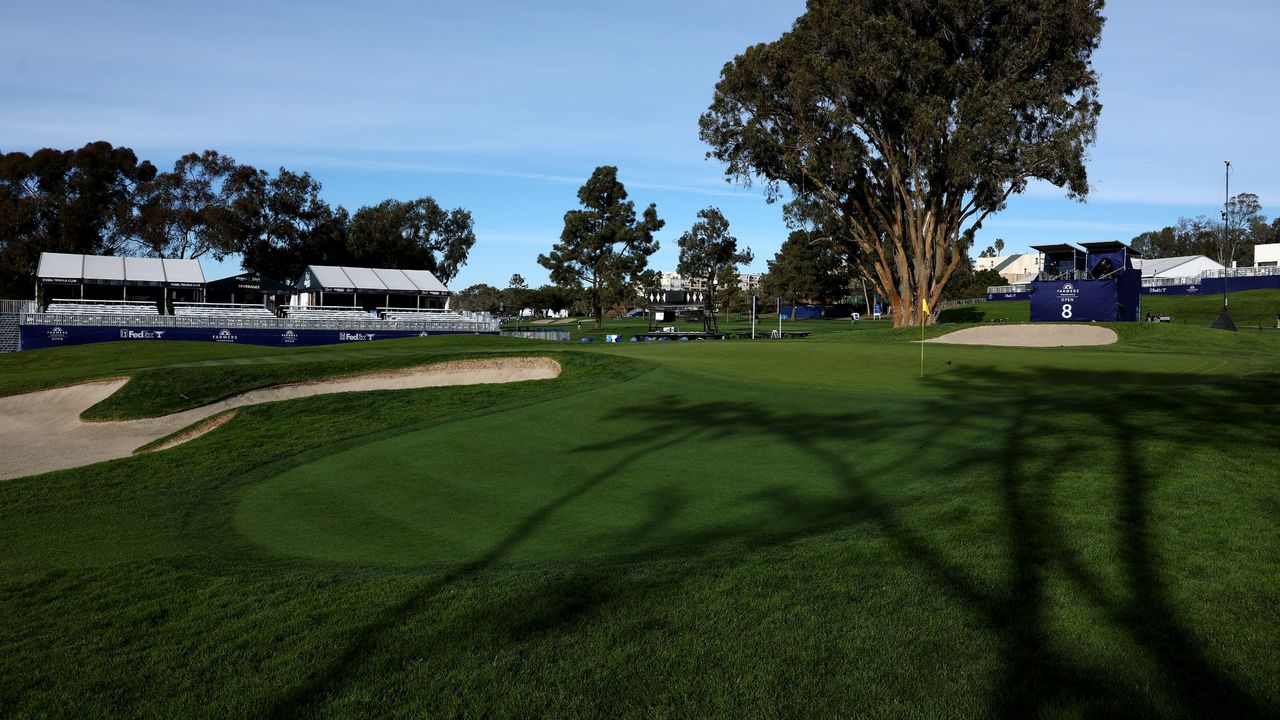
926,324,1117,347
0,357,561,481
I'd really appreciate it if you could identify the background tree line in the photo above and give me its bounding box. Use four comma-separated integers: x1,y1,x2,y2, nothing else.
1129,192,1280,266
0,141,475,298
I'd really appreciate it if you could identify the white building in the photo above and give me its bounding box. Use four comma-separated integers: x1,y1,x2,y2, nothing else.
658,271,761,293
1132,255,1224,279
975,253,1042,283
1255,243,1280,267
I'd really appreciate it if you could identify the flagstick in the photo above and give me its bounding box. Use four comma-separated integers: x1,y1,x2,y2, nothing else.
919,304,925,378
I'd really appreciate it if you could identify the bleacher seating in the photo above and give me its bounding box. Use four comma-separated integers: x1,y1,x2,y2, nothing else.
47,300,159,316
285,306,376,321
173,302,276,319
380,308,467,323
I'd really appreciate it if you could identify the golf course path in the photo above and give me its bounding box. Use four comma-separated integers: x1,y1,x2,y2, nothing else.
0,357,560,480
927,324,1117,347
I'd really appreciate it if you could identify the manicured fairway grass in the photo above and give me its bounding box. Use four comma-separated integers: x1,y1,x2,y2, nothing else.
1,325,1278,718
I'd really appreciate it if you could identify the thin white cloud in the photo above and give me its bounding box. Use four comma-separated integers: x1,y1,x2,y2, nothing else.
984,218,1155,234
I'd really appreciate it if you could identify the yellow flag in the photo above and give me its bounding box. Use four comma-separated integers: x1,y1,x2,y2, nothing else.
922,297,930,315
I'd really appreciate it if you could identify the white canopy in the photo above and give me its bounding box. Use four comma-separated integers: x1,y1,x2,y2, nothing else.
298,265,451,295
36,252,207,286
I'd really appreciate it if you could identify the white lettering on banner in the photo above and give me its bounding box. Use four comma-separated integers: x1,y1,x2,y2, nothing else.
338,332,376,342
46,326,68,342
281,330,298,344
1061,304,1073,319
120,329,166,340
213,329,238,343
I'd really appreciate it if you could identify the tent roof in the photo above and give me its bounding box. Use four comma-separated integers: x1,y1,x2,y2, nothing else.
35,252,206,285
83,254,125,282
124,256,166,283
1079,240,1134,254
298,265,450,294
1030,244,1080,257
1132,255,1222,277
36,252,83,280
373,267,420,292
206,272,293,292
163,258,205,285
401,269,449,294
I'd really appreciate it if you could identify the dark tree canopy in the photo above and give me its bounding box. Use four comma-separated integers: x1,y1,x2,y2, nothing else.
0,142,156,297
451,283,503,314
347,198,476,283
133,150,242,260
762,229,852,307
0,142,482,296
538,166,663,329
228,167,349,282
700,0,1105,325
1129,194,1279,267
676,206,753,309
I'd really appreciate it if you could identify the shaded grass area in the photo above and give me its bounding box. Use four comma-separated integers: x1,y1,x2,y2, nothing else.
1,333,1279,717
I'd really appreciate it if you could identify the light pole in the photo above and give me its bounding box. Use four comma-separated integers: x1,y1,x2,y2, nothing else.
1213,160,1237,331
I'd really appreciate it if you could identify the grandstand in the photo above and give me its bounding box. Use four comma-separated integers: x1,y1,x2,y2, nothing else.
18,253,499,350
294,265,451,311
46,299,161,317
285,305,375,321
173,302,277,320
36,252,205,308
380,308,467,322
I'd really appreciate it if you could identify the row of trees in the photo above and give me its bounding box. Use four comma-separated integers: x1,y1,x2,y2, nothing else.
1129,193,1280,265
451,165,1003,320
529,166,759,329
0,141,475,297
494,0,1107,328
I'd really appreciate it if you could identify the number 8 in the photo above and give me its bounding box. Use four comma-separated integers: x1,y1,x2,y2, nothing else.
1062,304,1073,319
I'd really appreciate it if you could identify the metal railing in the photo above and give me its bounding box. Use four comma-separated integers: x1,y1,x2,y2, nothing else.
936,297,988,311
501,329,571,342
1200,265,1280,279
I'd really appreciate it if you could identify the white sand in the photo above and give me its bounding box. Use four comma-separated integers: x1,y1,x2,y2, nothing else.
0,357,561,481
926,324,1117,347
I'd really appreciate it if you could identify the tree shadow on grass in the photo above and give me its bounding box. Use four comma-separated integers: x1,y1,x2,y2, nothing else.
269,364,1280,718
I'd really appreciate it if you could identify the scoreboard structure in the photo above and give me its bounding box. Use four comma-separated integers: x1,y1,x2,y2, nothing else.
1029,242,1141,323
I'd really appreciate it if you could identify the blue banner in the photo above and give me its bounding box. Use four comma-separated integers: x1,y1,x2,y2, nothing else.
20,324,497,351
1030,279,1138,322
1142,274,1280,296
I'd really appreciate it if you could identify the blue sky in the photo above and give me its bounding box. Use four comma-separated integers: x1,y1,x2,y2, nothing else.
4,0,1278,287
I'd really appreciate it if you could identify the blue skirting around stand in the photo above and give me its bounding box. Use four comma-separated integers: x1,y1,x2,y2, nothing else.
19,324,498,351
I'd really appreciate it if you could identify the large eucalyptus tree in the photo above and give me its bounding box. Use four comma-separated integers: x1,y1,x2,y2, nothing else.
700,0,1105,326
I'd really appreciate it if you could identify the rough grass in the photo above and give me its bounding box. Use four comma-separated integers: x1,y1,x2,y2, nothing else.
1,328,1278,718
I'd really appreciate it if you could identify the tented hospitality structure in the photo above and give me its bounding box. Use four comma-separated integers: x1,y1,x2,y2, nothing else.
294,265,451,311
35,253,205,309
